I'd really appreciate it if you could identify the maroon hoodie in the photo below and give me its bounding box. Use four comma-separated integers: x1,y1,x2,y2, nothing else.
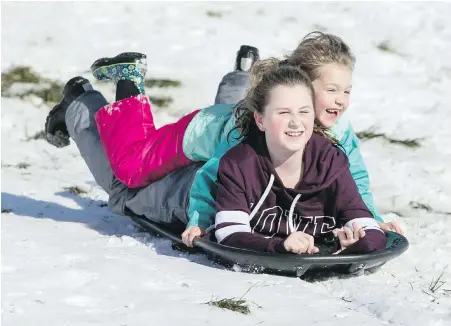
215,133,386,254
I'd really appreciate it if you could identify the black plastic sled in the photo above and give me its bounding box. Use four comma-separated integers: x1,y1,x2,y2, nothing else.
130,215,409,277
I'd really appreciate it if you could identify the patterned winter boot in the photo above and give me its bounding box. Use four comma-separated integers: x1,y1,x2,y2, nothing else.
90,52,147,95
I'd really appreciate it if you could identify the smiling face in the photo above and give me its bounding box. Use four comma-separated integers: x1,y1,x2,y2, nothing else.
312,63,353,129
254,84,315,160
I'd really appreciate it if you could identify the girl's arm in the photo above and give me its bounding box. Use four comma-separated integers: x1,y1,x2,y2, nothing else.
187,137,238,230
214,156,288,253
333,167,387,254
186,111,239,229
337,122,384,222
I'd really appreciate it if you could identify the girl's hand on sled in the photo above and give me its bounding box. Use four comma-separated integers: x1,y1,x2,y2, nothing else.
283,232,319,254
337,222,365,251
378,221,403,235
182,226,206,247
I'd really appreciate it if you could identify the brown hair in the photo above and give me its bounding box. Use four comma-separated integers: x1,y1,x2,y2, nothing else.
229,58,316,141
285,31,355,81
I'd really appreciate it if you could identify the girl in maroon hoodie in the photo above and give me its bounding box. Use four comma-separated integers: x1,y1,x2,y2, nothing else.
215,60,387,254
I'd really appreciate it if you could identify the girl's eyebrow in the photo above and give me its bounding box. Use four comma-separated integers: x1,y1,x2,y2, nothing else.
325,83,353,89
275,106,313,111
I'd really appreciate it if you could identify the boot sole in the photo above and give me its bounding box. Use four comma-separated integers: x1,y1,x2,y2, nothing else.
91,52,146,75
45,105,70,148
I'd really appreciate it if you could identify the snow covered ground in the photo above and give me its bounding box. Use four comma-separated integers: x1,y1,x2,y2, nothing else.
2,2,451,325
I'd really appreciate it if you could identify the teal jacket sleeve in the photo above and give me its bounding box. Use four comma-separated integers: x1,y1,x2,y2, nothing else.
187,129,240,229
338,123,384,222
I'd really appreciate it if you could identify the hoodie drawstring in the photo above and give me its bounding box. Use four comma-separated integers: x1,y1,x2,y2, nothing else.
249,174,301,234
249,174,274,221
288,194,301,233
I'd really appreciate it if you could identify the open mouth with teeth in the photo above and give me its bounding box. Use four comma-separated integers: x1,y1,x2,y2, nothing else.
285,131,304,138
326,109,340,117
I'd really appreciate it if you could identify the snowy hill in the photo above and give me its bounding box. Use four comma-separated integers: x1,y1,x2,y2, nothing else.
2,2,451,325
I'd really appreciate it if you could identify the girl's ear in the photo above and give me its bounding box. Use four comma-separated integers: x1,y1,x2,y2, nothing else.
254,111,265,132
